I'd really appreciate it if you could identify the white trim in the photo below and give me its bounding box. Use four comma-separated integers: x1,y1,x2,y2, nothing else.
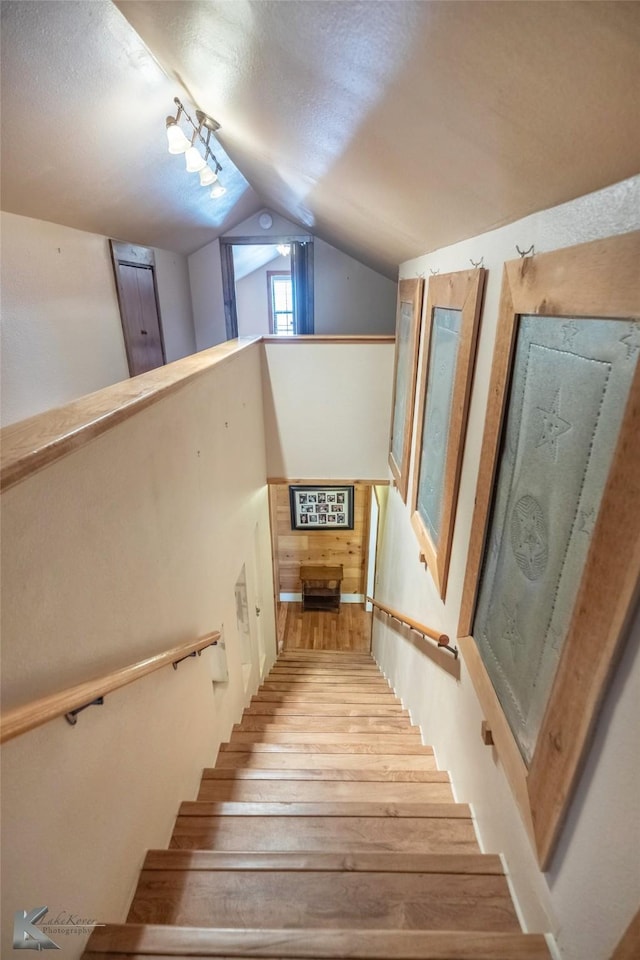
279,592,365,603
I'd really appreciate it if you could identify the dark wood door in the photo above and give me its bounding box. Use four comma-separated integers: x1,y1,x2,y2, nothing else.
110,241,166,376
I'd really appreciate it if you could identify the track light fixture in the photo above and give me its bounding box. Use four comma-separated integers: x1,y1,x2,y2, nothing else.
166,97,225,199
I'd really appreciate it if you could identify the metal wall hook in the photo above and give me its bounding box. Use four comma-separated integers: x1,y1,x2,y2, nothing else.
516,244,535,258
429,268,440,276
470,257,484,269
65,697,104,726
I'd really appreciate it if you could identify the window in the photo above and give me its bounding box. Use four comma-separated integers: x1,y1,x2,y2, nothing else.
268,272,293,335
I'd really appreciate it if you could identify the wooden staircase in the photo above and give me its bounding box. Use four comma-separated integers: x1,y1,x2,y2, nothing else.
83,650,552,959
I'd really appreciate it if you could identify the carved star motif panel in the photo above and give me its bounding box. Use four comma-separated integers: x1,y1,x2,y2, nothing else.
473,314,639,763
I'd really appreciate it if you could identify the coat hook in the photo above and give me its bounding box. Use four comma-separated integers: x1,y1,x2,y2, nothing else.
470,257,484,269
516,244,535,258
429,268,440,276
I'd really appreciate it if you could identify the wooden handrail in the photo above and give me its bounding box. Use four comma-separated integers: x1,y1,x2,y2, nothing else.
262,335,395,344
367,596,457,656
0,631,220,745
0,338,260,493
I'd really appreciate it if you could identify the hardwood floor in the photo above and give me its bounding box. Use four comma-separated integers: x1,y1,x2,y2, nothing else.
279,601,372,651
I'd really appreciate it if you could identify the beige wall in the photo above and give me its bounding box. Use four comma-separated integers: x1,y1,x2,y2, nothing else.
188,237,227,350
0,212,129,426
314,236,397,335
0,212,196,426
0,342,276,958
262,341,394,480
152,246,197,361
372,175,640,960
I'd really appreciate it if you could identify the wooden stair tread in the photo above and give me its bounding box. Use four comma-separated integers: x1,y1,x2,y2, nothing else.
220,741,432,754
215,750,436,768
198,779,453,802
236,716,415,730
141,850,503,873
252,692,402,704
227,732,423,745
127,869,520,931
260,683,391,692
178,800,472,817
84,924,553,959
245,704,408,716
170,815,479,854
205,768,447,780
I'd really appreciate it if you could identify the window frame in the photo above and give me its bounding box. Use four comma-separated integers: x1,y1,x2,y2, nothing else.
457,231,640,868
267,270,294,336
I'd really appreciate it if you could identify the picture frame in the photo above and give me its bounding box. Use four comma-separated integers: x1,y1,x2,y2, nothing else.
388,278,424,502
410,268,486,599
289,485,354,530
457,231,640,868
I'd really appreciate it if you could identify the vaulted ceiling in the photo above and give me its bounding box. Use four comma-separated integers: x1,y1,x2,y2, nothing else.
2,1,639,278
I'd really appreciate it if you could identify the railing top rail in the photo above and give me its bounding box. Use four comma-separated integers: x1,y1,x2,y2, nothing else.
0,631,220,745
0,338,260,493
367,596,457,657
262,335,395,344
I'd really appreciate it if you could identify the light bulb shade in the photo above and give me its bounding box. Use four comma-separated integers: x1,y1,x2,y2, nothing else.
210,182,227,199
199,166,217,186
185,146,207,173
166,120,190,154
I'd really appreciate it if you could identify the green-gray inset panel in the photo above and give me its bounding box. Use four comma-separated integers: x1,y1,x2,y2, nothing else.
390,301,414,467
416,307,462,547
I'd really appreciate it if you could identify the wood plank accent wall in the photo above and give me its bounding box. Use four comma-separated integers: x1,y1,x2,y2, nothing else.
270,482,371,595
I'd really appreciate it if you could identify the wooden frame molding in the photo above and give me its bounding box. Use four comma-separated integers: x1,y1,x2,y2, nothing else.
457,231,640,868
388,278,424,502
410,268,485,599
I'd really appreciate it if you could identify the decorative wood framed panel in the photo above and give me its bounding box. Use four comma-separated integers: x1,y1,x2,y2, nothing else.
458,231,640,868
388,278,424,501
410,269,486,598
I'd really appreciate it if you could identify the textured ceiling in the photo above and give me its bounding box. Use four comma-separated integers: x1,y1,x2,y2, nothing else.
2,1,639,276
